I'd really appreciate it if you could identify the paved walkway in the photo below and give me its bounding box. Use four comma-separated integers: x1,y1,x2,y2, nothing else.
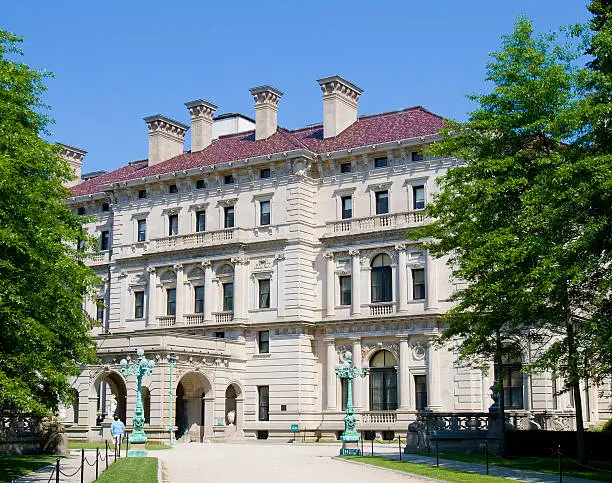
14,450,115,483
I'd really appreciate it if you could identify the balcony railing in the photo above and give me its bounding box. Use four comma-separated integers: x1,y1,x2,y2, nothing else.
368,302,395,316
153,228,236,252
360,411,398,424
213,311,233,324
82,251,110,265
184,314,205,326
324,211,426,237
156,315,176,327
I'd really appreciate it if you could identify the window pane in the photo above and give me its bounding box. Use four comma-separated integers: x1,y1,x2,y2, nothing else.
411,151,424,162
225,207,235,228
259,330,269,354
341,196,352,219
196,179,205,189
374,157,388,168
138,190,147,199
260,201,271,226
412,268,425,300
134,292,144,318
224,174,234,185
196,211,206,232
372,267,392,302
260,168,271,179
169,184,178,193
96,300,104,323
414,375,427,410
167,288,176,316
194,286,204,313
168,215,178,236
340,163,352,173
258,386,269,421
223,283,234,311
375,191,389,215
100,231,110,250
413,186,425,210
137,220,146,242
340,276,351,306
259,279,270,309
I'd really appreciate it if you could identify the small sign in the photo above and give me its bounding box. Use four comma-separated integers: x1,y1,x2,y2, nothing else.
340,448,362,456
290,424,299,433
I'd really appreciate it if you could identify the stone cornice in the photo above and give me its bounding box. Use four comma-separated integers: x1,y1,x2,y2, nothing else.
143,114,189,136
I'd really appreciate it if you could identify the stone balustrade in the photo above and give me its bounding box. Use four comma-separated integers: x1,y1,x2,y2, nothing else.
368,302,395,316
360,411,398,424
324,210,426,237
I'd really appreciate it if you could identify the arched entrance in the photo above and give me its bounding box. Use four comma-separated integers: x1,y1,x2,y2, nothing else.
90,371,127,426
223,383,243,440
369,350,398,410
175,372,212,442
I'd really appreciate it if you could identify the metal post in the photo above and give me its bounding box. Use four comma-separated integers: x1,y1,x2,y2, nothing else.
127,433,130,454
80,448,85,483
371,437,374,456
399,435,402,461
485,440,489,475
105,441,108,470
558,445,562,483
56,459,60,483
96,447,99,479
436,439,439,467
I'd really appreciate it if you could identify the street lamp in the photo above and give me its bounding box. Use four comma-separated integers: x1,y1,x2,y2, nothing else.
120,348,155,449
168,353,177,446
335,350,369,456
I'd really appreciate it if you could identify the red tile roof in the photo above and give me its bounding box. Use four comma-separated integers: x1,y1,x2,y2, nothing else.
70,106,444,197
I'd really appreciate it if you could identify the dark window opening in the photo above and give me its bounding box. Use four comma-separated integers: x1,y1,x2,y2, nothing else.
168,214,179,236
166,288,176,316
494,361,524,409
340,162,352,173
415,375,427,410
224,174,234,185
258,279,271,309
102,203,110,212
257,430,269,440
134,291,144,319
258,386,269,421
137,220,146,242
375,191,389,215
96,299,104,324
369,368,398,410
100,231,110,251
223,282,234,312
341,196,352,219
258,330,270,354
196,211,206,232
138,189,147,199
413,185,425,210
260,168,271,179
169,184,178,193
194,286,204,314
339,275,352,306
77,207,86,216
260,200,271,226
371,254,392,303
411,151,424,162
224,206,235,228
374,157,388,168
412,268,425,300
214,331,225,339
196,179,206,189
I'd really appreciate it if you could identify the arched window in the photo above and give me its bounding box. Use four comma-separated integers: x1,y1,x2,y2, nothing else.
371,254,392,303
369,350,398,410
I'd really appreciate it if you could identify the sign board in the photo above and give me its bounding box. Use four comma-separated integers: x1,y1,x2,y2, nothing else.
290,424,299,433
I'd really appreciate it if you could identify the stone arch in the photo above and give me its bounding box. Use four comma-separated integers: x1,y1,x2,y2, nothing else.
187,266,205,280
89,370,127,426
159,268,177,283
223,382,244,440
175,371,213,442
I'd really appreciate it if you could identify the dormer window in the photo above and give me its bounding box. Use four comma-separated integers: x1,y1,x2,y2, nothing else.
411,151,424,162
224,174,234,185
77,207,86,216
340,162,352,173
374,157,388,168
196,179,206,189
169,184,178,194
260,168,271,179
102,203,110,212
138,189,147,199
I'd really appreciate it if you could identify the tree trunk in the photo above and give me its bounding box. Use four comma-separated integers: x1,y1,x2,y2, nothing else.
567,320,587,464
495,333,507,458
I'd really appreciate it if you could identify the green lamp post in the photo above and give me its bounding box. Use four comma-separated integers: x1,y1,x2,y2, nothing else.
120,348,154,452
335,350,369,456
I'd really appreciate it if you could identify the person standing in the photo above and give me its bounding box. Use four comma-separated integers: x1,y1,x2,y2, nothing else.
110,415,125,456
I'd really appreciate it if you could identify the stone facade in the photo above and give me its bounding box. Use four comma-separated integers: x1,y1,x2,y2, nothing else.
62,77,611,442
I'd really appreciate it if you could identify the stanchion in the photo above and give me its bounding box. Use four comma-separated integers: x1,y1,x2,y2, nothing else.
435,439,439,467
127,434,130,454
80,448,85,483
398,435,402,461
96,448,99,480
371,438,374,456
558,445,562,483
105,441,109,470
56,459,60,483
485,440,489,475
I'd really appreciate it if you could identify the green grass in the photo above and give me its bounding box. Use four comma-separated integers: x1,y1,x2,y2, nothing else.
421,451,612,482
0,454,60,483
97,457,157,483
68,441,169,450
341,456,513,482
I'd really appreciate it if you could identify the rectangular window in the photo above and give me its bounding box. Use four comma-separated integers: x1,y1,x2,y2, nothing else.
260,168,271,179
374,157,388,168
224,206,235,228
77,207,86,216
258,279,271,309
414,375,427,410
138,189,147,199
137,219,146,242
169,184,178,194
411,151,424,162
214,331,225,338
341,196,352,219
339,276,351,306
168,214,179,236
194,286,204,314
196,179,206,189
494,363,524,409
369,368,398,410
340,162,352,173
166,288,176,316
96,299,105,324
375,191,389,215
223,282,234,311
102,203,110,212
224,174,234,185
412,268,425,300
134,291,144,319
413,185,425,210
196,211,206,232
260,200,271,226
258,330,270,354
258,386,270,421
100,231,110,251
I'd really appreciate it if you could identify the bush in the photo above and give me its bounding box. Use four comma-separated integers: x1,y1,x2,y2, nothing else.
602,419,612,432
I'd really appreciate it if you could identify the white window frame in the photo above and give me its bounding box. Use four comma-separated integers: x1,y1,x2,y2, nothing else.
253,193,274,227
250,270,275,312
132,212,149,243
333,187,356,220
218,199,238,229
404,178,429,211
189,203,209,233
367,182,393,216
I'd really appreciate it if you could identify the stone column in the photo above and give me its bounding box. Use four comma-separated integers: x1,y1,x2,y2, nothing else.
174,264,184,324
399,337,411,409
427,341,442,410
396,244,408,312
146,268,157,326
349,249,361,315
425,251,438,310
325,339,337,410
325,253,335,317
203,261,212,321
352,338,363,409
231,257,249,320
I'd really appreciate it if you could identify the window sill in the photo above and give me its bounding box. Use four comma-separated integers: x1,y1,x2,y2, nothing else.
253,353,271,359
249,308,275,313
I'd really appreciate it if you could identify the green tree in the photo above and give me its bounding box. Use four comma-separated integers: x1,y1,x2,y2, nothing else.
0,30,97,416
409,18,601,462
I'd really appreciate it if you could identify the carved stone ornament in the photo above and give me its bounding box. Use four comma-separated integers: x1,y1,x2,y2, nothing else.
274,252,285,261
230,256,249,265
348,249,360,257
146,266,156,273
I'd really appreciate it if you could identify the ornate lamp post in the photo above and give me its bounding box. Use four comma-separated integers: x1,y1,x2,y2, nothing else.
120,348,155,448
335,350,369,456
168,353,177,446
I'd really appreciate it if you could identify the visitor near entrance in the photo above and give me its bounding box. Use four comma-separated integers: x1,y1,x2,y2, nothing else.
110,415,125,454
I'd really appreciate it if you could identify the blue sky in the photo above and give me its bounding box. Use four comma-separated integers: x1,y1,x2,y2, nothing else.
4,0,590,174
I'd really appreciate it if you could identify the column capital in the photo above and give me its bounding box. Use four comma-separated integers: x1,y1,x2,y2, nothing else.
146,266,156,274
324,252,335,261
173,263,183,271
394,243,407,252
396,335,410,342
201,260,212,268
348,249,360,257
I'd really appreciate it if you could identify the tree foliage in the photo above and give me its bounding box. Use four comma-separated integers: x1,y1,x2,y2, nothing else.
0,30,97,416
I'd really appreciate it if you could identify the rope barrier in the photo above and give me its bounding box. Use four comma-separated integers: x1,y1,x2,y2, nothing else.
560,452,612,474
46,467,55,483
85,456,97,466
58,466,83,478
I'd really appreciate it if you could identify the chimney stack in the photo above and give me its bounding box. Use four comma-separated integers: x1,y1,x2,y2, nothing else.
57,143,86,187
249,85,283,141
143,115,189,166
185,99,218,152
316,75,363,138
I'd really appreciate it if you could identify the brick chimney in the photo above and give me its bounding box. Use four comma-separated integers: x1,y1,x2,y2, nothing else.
185,99,218,152
57,143,86,187
248,85,283,141
143,115,189,166
316,75,363,138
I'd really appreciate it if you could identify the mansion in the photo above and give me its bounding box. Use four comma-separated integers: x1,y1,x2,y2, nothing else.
61,76,611,442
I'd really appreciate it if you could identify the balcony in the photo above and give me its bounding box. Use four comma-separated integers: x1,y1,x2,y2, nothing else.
153,228,236,252
323,211,426,239
156,315,176,327
184,314,205,326
368,302,395,316
360,411,398,424
213,311,234,324
82,251,110,266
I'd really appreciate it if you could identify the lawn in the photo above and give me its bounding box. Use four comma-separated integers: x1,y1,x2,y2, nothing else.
97,457,158,483
421,451,612,482
341,455,513,482
0,454,59,483
69,441,169,451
